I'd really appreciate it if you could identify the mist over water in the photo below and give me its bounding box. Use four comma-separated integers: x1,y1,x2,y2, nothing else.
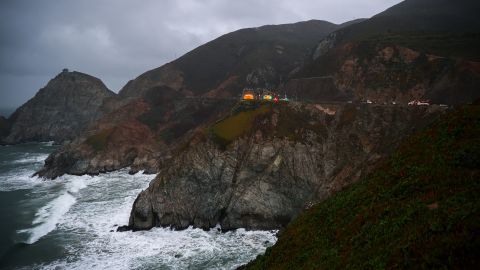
0,143,276,269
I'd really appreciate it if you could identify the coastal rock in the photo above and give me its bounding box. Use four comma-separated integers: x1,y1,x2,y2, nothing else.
37,95,236,179
4,70,116,144
129,103,445,231
290,44,480,105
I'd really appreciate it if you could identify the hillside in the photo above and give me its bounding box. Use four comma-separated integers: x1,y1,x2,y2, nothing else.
118,20,353,98
313,0,480,60
289,0,480,104
243,102,480,269
127,101,444,231
36,93,237,179
3,70,117,144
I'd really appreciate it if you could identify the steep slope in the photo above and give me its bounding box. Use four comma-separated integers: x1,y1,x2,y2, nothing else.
243,102,480,269
289,44,480,104
127,102,445,231
290,0,480,104
312,0,480,60
3,70,116,144
36,91,237,179
119,20,351,98
36,20,363,177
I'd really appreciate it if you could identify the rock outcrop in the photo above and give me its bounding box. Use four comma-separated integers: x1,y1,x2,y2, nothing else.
289,44,480,104
289,0,480,104
36,92,237,179
128,102,446,231
4,70,116,144
242,102,480,270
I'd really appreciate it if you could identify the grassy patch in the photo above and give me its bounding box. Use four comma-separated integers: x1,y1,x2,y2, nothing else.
85,128,113,152
211,103,271,146
244,104,480,269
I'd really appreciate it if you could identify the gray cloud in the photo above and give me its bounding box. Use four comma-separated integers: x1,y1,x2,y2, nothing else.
0,0,401,111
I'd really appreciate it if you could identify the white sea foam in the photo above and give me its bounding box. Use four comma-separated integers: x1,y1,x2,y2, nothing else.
0,169,44,192
34,170,277,270
40,141,55,147
0,151,49,191
10,153,49,165
17,176,88,244
3,146,276,269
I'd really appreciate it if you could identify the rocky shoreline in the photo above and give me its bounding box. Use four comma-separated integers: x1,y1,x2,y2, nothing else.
126,103,445,231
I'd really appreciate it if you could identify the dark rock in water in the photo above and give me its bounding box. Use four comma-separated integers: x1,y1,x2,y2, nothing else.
4,70,116,144
36,96,236,179
128,103,446,231
116,225,132,232
128,190,155,231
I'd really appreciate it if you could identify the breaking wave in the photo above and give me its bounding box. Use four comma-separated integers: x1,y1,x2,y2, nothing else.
1,144,276,269
17,177,87,244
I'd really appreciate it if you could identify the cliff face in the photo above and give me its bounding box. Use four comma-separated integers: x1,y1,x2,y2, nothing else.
4,70,116,144
37,89,237,179
243,102,480,270
288,0,480,104
128,102,445,231
288,43,480,104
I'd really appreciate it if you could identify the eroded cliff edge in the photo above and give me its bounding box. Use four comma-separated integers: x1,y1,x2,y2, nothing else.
128,102,445,231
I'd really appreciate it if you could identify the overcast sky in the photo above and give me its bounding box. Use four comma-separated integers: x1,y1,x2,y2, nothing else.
0,0,402,111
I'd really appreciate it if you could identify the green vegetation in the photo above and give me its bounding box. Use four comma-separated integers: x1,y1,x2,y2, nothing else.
244,104,480,269
211,103,271,146
210,102,332,147
85,128,113,152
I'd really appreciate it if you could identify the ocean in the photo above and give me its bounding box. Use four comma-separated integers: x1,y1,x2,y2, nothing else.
0,143,276,270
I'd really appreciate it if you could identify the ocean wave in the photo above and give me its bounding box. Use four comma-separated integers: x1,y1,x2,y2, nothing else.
17,176,88,244
35,170,277,270
39,141,55,147
0,169,44,192
10,153,49,165
4,164,276,269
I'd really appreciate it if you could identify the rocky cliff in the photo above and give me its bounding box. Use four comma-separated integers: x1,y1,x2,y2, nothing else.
128,102,445,231
288,0,480,104
242,101,480,270
36,88,237,178
288,44,480,104
4,70,116,144
35,20,359,178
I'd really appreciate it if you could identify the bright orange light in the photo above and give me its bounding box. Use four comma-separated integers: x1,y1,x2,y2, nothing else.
243,94,254,100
